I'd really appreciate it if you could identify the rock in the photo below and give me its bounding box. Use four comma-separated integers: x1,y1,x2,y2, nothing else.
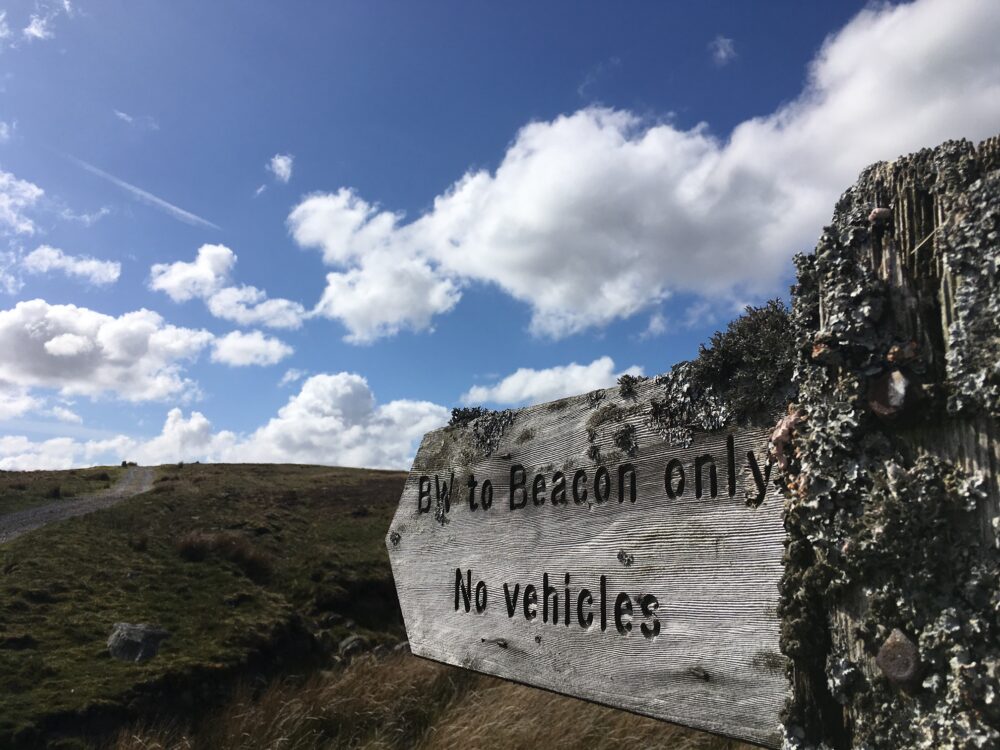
107,622,170,663
338,633,368,658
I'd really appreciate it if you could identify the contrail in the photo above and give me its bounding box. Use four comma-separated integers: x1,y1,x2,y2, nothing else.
66,154,220,230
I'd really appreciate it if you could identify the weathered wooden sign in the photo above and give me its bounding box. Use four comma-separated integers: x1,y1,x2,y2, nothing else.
386,380,787,749
388,135,1000,749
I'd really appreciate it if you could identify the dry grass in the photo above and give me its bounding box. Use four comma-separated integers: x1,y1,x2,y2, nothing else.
110,653,757,750
175,530,273,581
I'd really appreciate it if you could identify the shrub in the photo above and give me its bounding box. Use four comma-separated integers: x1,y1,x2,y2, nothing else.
448,406,491,427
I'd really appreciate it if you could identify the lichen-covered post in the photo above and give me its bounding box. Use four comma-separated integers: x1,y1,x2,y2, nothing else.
779,137,1000,749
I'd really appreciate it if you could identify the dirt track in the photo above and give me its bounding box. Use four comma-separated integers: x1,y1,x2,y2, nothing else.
0,466,155,545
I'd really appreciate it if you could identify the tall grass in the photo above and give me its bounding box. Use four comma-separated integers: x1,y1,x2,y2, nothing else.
110,653,756,750
175,530,273,581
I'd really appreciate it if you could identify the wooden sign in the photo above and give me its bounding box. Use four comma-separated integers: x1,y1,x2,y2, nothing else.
386,381,786,749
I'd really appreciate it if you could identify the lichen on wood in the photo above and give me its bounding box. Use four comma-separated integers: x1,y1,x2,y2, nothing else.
778,136,1000,750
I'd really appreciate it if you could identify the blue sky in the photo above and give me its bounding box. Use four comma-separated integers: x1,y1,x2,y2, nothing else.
0,0,998,469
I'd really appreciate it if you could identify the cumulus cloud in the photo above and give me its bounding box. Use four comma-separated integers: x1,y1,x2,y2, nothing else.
0,385,41,420
211,330,293,367
289,189,402,266
22,245,121,285
268,153,294,183
313,252,460,343
287,0,1000,342
0,373,449,470
462,356,644,407
709,35,737,66
226,373,447,467
150,243,235,301
0,434,129,471
0,299,213,401
206,286,306,330
0,168,43,235
150,244,306,329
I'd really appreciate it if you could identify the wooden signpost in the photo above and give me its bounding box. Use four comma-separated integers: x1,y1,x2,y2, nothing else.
387,135,1000,750
386,383,788,749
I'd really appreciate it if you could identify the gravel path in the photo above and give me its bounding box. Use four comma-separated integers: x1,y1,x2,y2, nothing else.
0,466,156,545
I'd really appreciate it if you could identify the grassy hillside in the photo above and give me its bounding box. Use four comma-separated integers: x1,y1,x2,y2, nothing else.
0,463,405,748
0,466,124,515
0,464,755,750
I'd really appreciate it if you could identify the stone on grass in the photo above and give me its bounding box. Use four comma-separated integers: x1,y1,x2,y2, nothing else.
107,622,170,663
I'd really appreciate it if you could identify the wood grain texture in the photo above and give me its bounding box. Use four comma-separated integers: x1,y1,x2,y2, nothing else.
388,381,787,749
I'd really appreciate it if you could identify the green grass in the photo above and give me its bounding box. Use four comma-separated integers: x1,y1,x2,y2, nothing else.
0,463,406,748
0,466,125,515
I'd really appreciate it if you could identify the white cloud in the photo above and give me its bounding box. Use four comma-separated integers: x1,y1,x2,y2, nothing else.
211,330,293,367
0,249,22,294
22,245,121,285
267,153,294,183
22,14,54,40
287,0,1000,342
279,368,307,386
462,356,644,407
44,331,94,356
288,188,401,266
0,121,13,143
0,12,11,43
0,169,44,235
114,110,159,131
150,244,235,302
206,285,306,330
0,385,41,420
222,373,448,468
0,434,130,471
49,405,81,423
59,206,112,226
0,299,213,401
150,244,306,329
312,251,459,343
709,35,737,66
0,373,449,470
640,311,669,340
